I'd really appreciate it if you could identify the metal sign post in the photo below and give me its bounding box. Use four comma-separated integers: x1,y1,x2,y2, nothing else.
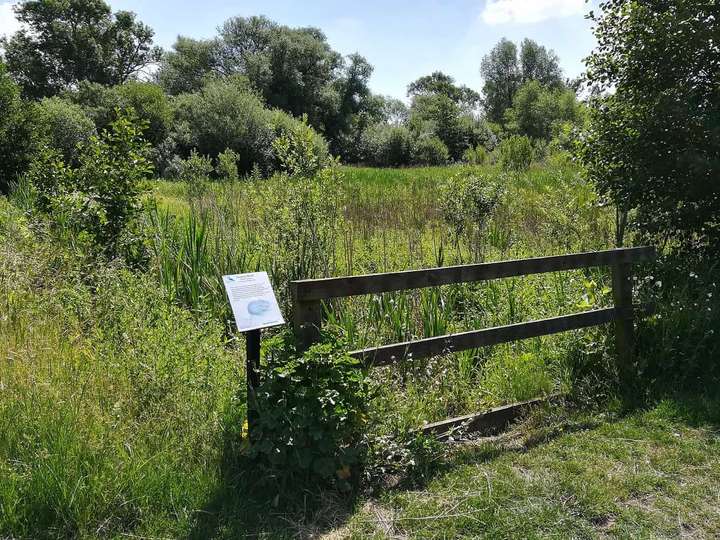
222,272,284,440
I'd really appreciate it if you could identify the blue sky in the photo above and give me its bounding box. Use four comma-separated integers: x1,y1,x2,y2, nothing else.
0,0,598,100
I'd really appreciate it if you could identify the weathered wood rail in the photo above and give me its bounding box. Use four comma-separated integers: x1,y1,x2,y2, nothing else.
290,247,656,437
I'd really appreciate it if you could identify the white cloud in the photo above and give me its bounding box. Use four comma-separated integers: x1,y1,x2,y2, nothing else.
482,0,585,25
0,2,21,39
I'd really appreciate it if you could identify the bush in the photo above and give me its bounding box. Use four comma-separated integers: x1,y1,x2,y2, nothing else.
440,173,504,258
215,148,240,181
0,63,38,194
36,97,95,163
249,332,368,494
412,135,449,165
270,113,331,178
171,78,275,173
26,111,153,257
497,135,533,172
361,124,413,167
177,150,213,199
462,145,489,165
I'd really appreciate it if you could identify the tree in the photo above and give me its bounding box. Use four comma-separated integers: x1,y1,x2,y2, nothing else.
407,71,480,110
480,38,520,124
217,16,342,124
481,38,564,124
1,0,161,99
0,63,38,193
36,97,95,163
580,0,720,251
518,39,563,89
505,80,581,140
156,37,221,95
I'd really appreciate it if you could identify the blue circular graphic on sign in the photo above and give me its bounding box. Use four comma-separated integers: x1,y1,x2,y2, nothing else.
247,299,271,316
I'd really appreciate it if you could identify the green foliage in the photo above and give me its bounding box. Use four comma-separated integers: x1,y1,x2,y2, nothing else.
178,150,213,200
171,77,274,173
440,173,503,257
497,135,534,172
635,256,720,396
462,145,488,165
26,111,153,257
249,332,368,493
36,97,95,163
157,16,378,162
215,148,240,181
0,212,237,537
412,134,450,166
361,124,414,167
505,80,582,141
481,38,564,124
407,71,480,109
271,114,331,178
0,63,38,194
156,36,220,95
69,81,173,147
580,0,720,252
1,0,161,98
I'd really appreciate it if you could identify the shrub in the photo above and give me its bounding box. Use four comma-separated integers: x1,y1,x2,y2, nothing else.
0,63,38,194
440,173,504,259
178,150,213,199
69,81,172,147
412,135,449,166
497,135,533,172
462,145,489,165
361,124,413,167
249,332,368,494
36,97,95,163
171,77,274,173
271,113,331,178
215,148,240,181
26,111,153,257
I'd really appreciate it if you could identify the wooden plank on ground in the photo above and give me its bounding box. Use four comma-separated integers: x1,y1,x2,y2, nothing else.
420,396,555,438
350,308,618,365
292,247,655,301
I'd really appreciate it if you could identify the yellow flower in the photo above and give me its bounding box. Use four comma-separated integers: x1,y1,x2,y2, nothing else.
242,419,249,439
336,465,351,480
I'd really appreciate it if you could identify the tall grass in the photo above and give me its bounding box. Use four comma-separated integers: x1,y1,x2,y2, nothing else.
147,159,617,430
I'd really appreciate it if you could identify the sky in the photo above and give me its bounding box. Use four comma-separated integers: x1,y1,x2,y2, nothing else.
0,0,598,100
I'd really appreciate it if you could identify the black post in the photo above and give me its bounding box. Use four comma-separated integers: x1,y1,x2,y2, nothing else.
245,329,261,439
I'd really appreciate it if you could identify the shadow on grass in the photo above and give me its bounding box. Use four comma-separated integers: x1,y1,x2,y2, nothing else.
187,389,720,539
187,428,361,539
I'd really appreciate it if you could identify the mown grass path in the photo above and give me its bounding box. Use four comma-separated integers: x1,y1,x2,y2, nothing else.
324,399,720,539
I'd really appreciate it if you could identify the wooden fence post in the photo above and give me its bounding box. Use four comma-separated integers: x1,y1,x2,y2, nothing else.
612,262,635,382
291,282,322,351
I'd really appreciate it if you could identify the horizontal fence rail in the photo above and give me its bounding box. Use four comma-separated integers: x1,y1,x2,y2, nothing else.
350,308,617,366
290,246,657,437
292,247,655,302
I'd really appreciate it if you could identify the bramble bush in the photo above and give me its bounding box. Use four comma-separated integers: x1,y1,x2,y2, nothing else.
248,332,369,495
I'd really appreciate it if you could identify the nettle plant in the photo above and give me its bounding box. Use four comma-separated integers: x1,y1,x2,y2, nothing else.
248,331,369,494
27,109,153,258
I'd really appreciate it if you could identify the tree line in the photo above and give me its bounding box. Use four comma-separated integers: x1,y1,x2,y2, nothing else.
1,0,717,254
0,0,585,186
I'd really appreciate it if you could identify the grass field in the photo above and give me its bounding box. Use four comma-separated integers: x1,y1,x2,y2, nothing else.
2,161,719,538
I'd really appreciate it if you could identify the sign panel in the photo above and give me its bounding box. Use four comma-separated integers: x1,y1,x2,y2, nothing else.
222,272,285,332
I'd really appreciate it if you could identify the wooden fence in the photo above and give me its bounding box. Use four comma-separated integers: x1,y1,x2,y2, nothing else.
290,247,656,436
